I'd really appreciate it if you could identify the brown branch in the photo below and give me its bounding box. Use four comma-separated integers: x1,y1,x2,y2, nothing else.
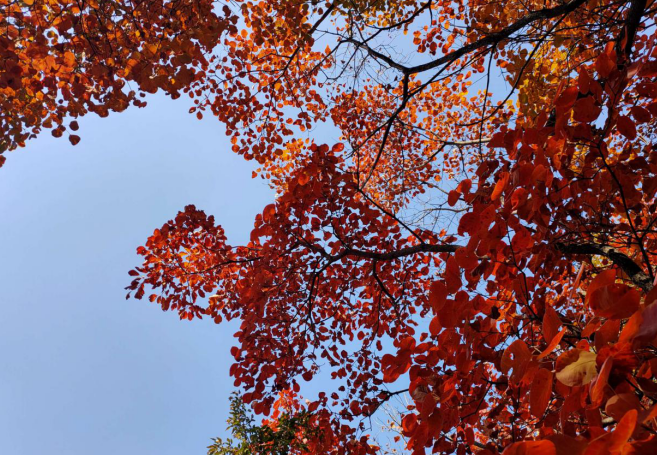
555,243,653,292
332,241,652,292
345,0,588,76
617,0,649,60
341,243,461,261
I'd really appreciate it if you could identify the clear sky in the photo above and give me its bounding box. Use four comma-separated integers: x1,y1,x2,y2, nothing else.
0,94,275,455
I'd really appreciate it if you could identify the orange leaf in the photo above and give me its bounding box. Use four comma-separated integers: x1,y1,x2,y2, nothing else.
401,413,418,436
63,51,76,67
582,318,602,338
618,310,642,343
589,357,613,406
457,179,472,194
537,327,567,360
491,172,509,201
609,409,638,451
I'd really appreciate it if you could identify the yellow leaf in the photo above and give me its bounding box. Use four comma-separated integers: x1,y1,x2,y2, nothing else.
555,349,597,387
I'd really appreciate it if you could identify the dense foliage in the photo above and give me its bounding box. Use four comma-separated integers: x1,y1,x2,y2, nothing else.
7,0,657,453
208,392,314,455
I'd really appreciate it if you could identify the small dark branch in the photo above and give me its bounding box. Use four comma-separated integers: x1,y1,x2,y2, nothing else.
343,0,587,76
555,242,654,292
617,0,648,60
326,240,652,292
404,0,588,75
341,37,410,73
342,243,461,261
364,388,409,418
382,388,409,397
361,73,411,188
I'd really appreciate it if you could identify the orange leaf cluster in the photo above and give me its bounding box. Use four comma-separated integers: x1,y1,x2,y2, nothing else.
0,0,236,159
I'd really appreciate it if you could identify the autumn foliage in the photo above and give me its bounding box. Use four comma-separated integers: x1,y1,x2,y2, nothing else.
0,0,235,158
7,0,657,453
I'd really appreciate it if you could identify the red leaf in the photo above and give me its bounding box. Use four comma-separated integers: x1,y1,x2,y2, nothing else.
401,413,418,436
429,315,442,336
332,143,345,153
543,305,562,343
572,96,601,123
617,115,637,140
587,269,616,300
555,86,578,109
429,281,448,312
589,357,613,406
631,106,652,124
262,203,276,222
448,190,460,206
501,339,531,385
619,310,642,343
578,68,591,94
596,51,616,78
444,256,461,294
502,440,556,455
530,368,553,417
634,301,657,345
457,179,472,194
638,61,657,78
588,282,640,320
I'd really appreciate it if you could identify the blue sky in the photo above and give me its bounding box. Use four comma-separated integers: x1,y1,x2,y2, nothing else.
0,94,275,455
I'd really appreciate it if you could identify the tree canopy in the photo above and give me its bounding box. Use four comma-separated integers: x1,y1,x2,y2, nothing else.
6,0,657,453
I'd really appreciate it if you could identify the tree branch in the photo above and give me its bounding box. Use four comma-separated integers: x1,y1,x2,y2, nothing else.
345,0,588,76
617,0,648,59
342,243,461,261
336,241,653,292
555,243,653,292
